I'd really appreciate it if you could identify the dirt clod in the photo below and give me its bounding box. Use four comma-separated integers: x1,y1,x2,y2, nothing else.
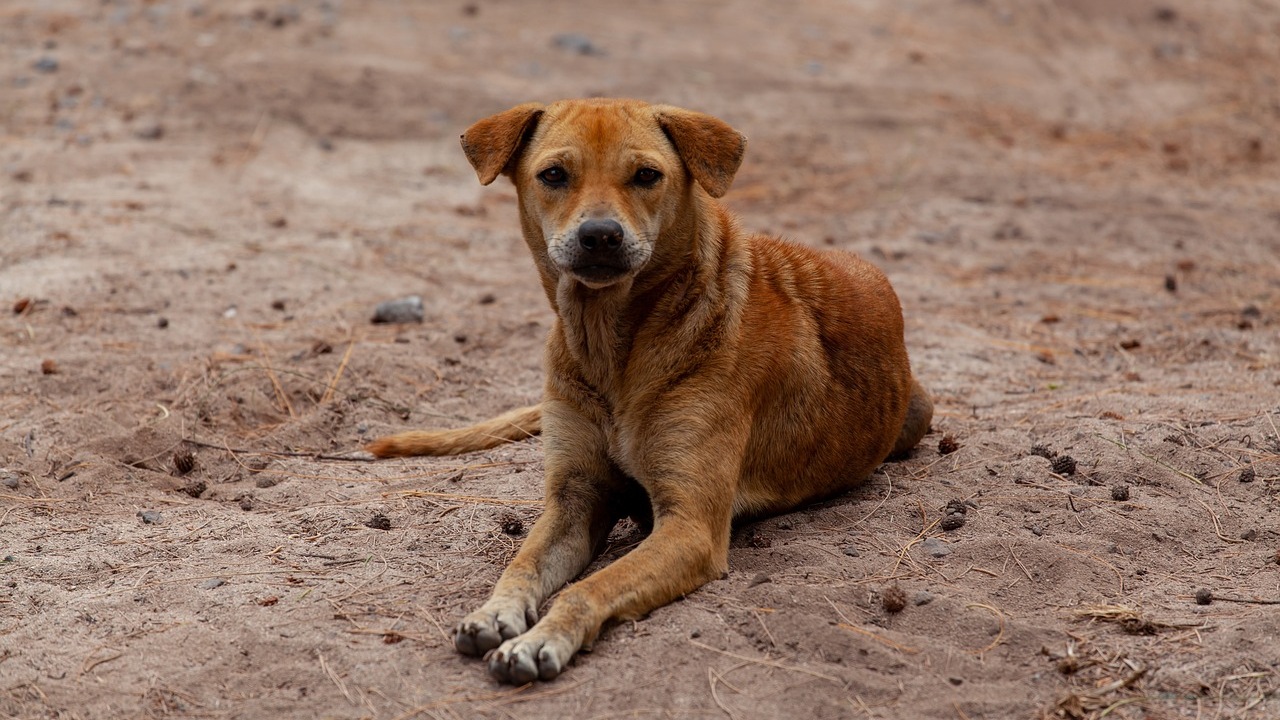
940,513,966,531
497,512,524,536
881,584,908,613
1051,455,1077,476
1238,467,1256,483
938,434,960,455
173,450,196,475
1030,444,1056,459
181,480,207,498
365,513,392,531
1110,485,1130,501
237,495,254,511
1194,588,1213,605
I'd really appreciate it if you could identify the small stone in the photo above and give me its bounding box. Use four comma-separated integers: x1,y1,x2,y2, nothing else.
1194,588,1213,605
940,513,966,531
1239,467,1256,483
40,359,58,375
1241,529,1257,541
201,578,225,589
842,545,860,557
478,293,497,305
1164,274,1178,292
237,496,254,511
33,56,59,73
372,295,424,324
922,537,951,557
776,518,794,530
1051,455,1077,476
138,510,162,524
913,591,935,606
2,474,19,489
948,677,964,686
748,572,771,587
1110,484,1130,501
255,475,280,489
552,32,603,56
365,513,392,531
157,316,169,328
1029,525,1044,536
270,299,287,311
690,629,701,639
135,123,164,140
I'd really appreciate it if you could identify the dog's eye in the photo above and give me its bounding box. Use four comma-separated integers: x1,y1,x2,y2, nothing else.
538,167,568,187
633,168,662,187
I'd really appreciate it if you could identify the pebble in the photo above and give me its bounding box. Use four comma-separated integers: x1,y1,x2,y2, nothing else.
201,578,225,589
33,56,59,73
748,572,771,587
552,33,603,56
921,537,951,557
138,510,162,524
372,295,424,324
2,472,19,489
842,545,860,557
913,590,935,606
135,123,165,140
940,513,966,531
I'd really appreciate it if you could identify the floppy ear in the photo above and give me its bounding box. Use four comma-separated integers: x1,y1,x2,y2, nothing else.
653,106,746,198
460,103,545,185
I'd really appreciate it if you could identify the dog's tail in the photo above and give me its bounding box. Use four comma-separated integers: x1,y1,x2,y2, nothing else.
890,378,933,457
365,405,542,458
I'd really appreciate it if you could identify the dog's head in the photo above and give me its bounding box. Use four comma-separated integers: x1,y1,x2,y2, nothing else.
460,99,746,289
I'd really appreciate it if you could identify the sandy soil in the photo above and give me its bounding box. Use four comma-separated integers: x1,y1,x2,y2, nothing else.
3,1,1280,718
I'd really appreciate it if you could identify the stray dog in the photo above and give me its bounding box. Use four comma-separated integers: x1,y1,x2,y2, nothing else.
367,99,932,684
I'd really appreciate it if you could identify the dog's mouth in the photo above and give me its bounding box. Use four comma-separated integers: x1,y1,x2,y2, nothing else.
569,263,631,287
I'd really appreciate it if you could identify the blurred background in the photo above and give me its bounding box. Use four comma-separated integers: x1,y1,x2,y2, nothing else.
3,2,1279,719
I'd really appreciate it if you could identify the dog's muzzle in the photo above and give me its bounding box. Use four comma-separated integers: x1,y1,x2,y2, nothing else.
569,219,631,283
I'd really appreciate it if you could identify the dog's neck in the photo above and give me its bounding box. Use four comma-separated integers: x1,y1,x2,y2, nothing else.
532,197,739,403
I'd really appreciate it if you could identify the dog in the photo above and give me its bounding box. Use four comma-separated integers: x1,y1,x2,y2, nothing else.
367,98,933,684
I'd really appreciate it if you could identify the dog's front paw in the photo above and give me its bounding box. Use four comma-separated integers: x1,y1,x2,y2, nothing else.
454,604,534,657
486,632,574,684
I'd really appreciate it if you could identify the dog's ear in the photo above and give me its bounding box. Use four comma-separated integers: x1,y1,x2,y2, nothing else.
653,106,746,198
460,103,545,185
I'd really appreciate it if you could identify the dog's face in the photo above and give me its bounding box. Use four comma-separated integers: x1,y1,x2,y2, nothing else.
461,99,746,289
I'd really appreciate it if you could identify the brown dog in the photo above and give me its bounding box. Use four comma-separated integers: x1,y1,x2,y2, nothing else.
367,99,932,684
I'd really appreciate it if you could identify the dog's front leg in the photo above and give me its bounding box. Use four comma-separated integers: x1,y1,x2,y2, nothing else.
454,408,619,658
486,459,735,684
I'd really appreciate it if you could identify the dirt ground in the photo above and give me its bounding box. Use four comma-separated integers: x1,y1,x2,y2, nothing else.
3,1,1280,718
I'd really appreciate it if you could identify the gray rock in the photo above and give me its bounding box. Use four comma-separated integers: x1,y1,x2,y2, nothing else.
372,295,424,324
201,578,225,589
921,537,951,557
913,590,935,606
33,56,59,73
138,510,162,524
552,33,603,56
1,473,18,489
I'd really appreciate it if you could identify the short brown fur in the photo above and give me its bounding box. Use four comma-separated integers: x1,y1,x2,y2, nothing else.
367,98,932,684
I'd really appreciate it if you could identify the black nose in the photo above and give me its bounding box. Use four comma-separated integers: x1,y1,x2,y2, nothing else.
577,219,624,252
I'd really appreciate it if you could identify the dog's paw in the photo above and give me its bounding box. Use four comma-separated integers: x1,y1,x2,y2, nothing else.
486,633,574,684
454,604,533,657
